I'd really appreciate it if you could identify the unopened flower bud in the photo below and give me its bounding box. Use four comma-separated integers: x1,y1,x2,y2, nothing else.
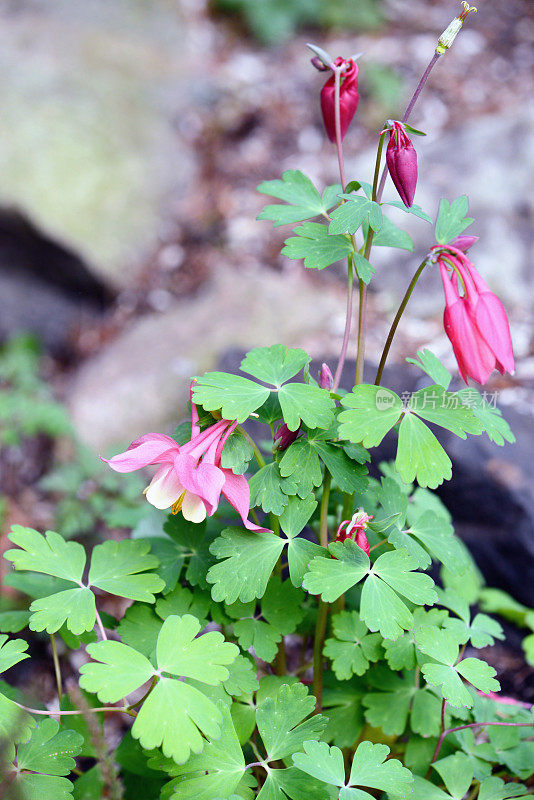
436,2,477,55
386,121,418,208
274,423,300,452
319,363,334,391
310,56,329,72
320,57,359,143
448,235,479,252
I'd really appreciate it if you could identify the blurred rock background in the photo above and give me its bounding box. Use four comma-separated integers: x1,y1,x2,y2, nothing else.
0,0,533,698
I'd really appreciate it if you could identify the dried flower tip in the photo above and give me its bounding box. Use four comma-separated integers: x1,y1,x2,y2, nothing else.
310,56,329,72
436,2,477,55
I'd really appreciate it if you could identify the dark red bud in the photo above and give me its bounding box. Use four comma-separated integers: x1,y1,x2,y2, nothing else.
311,56,329,72
386,121,418,208
320,58,359,144
448,235,479,252
274,423,300,452
319,363,334,390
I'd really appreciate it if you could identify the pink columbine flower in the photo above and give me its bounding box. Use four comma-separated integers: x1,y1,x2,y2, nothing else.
438,246,514,384
320,57,359,143
334,509,372,556
103,384,266,531
385,121,418,208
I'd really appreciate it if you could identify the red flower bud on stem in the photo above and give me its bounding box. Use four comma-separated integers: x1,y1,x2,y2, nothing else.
274,423,300,452
334,510,372,556
320,57,359,143
385,121,418,208
319,363,334,391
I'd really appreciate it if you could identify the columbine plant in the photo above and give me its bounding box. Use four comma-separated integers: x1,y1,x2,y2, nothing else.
2,4,533,800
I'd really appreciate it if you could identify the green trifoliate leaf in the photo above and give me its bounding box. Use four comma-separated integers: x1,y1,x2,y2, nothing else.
155,702,248,800
375,475,408,528
363,670,413,737
385,200,432,223
406,349,452,390
302,539,370,603
364,216,414,251
88,539,164,601
381,608,448,670
250,462,289,515
344,180,373,199
220,432,255,475
163,516,214,590
443,612,504,649
192,372,270,423
329,195,383,235
294,740,413,799
257,683,327,761
311,440,368,493
435,195,474,244
396,413,452,488
5,526,86,582
458,388,515,446
339,385,403,448
324,612,381,680
278,382,335,431
416,627,500,707
241,345,310,386
282,222,353,270
232,616,281,662
207,527,285,604
352,252,376,284
0,634,29,673
286,536,324,590
279,439,323,497
257,170,338,227
0,691,35,746
478,776,528,800
433,752,474,800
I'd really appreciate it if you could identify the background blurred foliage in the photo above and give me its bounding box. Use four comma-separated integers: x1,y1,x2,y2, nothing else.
213,0,384,45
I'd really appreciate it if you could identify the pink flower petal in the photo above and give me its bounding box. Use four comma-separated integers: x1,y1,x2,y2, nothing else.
221,469,269,532
474,293,515,375
174,454,225,512
102,434,179,473
145,465,184,509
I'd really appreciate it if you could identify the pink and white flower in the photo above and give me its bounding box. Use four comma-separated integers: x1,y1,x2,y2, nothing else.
103,385,266,531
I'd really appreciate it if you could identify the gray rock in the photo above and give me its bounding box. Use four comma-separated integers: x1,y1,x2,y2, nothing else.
67,264,346,449
0,0,203,288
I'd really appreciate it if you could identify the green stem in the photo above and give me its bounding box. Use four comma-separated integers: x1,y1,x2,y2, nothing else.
14,702,136,718
313,471,332,710
50,634,62,704
312,600,328,712
355,132,386,386
374,258,428,385
270,512,287,674
319,472,331,549
333,255,355,392
126,676,157,710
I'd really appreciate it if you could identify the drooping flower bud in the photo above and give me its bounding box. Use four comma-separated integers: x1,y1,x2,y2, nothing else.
448,235,479,252
385,121,418,208
335,509,372,556
274,423,300,452
319,363,334,391
320,57,359,144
